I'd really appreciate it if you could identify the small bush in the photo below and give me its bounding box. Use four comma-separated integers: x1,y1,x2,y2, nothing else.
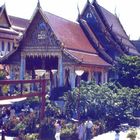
127,128,137,140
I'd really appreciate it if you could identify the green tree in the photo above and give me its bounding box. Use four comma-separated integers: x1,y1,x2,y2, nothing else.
113,55,140,87
63,81,140,130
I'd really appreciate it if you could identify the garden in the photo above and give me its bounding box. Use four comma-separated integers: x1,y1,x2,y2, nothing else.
0,55,140,139
0,79,139,140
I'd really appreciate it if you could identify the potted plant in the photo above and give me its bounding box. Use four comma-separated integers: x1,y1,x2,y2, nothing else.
127,128,137,140
60,123,78,140
25,133,39,140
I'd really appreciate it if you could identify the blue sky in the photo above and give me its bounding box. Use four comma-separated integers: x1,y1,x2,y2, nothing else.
0,0,140,40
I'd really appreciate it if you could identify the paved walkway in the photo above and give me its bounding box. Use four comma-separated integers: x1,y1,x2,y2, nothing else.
92,131,128,140
92,129,140,140
1,128,140,140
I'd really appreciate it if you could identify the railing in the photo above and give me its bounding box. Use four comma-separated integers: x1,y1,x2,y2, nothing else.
0,79,46,119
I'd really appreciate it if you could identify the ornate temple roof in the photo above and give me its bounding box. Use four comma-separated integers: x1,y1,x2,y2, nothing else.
0,4,110,67
0,4,21,39
44,11,97,54
0,4,11,27
92,1,139,56
131,40,140,53
79,0,139,61
64,49,110,66
9,16,29,32
1,1,139,67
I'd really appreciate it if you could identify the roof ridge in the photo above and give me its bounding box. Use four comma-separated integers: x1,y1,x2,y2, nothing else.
9,15,29,21
65,48,98,55
93,2,129,53
43,10,79,25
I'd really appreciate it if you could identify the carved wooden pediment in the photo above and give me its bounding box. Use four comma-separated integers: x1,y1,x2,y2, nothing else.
22,11,60,50
0,8,11,28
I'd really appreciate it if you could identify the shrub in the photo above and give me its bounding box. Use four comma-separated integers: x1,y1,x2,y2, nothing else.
127,128,137,140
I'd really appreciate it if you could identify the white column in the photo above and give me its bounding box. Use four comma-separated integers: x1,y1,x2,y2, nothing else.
20,55,26,80
94,72,98,84
104,71,108,83
88,70,92,81
70,67,76,88
58,55,63,86
9,65,15,93
101,70,108,83
101,71,104,84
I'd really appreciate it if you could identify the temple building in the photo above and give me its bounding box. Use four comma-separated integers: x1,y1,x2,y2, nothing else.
79,0,139,62
131,40,140,53
0,1,139,95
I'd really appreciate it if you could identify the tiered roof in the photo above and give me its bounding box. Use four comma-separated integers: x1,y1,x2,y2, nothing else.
79,0,139,64
132,40,140,53
94,2,139,55
0,0,139,66
0,4,20,40
44,12,109,66
0,4,110,67
9,16,29,33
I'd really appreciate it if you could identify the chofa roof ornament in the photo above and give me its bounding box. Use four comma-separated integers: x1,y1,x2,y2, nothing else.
37,0,41,8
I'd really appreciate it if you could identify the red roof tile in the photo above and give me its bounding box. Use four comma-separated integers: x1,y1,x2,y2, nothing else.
44,11,97,54
99,6,127,39
9,16,29,29
98,5,139,55
1,8,110,67
65,49,110,66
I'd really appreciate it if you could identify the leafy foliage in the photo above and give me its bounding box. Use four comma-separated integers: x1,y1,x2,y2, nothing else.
113,55,140,87
62,81,140,130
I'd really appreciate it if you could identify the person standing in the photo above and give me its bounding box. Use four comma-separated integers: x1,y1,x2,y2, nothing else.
115,129,120,140
54,120,61,140
10,107,15,119
85,117,93,140
77,121,86,140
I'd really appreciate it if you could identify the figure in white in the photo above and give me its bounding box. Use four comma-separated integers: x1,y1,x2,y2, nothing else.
54,120,61,140
115,129,120,140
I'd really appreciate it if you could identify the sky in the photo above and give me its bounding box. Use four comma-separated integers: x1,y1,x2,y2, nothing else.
0,0,140,40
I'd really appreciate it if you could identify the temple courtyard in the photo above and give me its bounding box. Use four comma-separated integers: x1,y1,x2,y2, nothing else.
0,128,140,140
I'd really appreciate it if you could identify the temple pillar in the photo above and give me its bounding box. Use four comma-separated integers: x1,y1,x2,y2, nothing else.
53,73,57,88
58,55,63,86
94,72,98,84
104,70,108,83
101,70,104,84
101,70,108,83
9,65,14,80
88,70,92,81
69,67,76,89
9,65,15,93
20,55,26,80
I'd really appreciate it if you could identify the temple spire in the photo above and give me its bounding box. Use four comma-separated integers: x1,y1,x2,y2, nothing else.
92,0,97,4
77,4,81,19
87,0,90,4
37,0,41,8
